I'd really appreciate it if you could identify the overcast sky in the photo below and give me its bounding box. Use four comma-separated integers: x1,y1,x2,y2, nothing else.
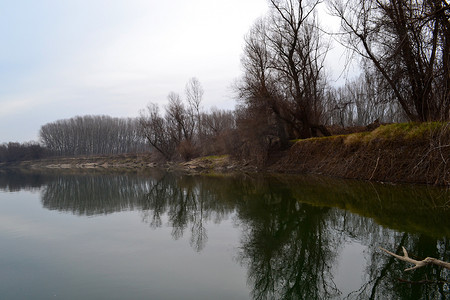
0,0,352,143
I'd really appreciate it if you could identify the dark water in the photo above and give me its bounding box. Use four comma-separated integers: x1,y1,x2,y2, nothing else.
0,170,448,299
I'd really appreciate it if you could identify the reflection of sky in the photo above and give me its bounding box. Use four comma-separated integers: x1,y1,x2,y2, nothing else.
0,190,247,300
334,240,366,298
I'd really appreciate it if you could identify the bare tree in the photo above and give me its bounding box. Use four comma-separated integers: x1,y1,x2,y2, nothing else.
139,104,176,160
236,0,331,140
165,92,199,160
330,0,450,121
185,77,205,145
267,0,331,137
185,77,204,120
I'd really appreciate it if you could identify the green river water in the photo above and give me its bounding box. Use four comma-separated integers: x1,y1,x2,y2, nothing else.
0,170,448,299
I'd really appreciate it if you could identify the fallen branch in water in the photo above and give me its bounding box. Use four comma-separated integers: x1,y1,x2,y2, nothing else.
379,247,450,271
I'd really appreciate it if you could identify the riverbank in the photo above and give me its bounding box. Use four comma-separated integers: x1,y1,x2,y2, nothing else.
271,122,449,185
0,153,253,176
2,122,449,185
0,153,157,172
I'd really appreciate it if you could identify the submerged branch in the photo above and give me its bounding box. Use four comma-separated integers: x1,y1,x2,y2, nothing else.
379,247,450,271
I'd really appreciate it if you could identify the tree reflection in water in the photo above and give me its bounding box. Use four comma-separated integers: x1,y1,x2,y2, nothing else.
233,182,340,299
139,173,235,252
0,169,52,192
4,171,448,299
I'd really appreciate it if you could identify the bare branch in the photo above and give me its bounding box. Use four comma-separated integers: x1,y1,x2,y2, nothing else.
379,246,450,271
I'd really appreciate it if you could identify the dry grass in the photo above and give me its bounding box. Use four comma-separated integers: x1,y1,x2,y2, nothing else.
271,122,450,185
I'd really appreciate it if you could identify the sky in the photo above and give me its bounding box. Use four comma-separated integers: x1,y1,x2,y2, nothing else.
0,0,352,143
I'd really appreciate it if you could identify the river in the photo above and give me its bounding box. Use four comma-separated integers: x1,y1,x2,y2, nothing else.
0,169,448,299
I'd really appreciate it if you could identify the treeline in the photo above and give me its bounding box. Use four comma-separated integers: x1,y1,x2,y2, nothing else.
1,116,150,163
0,142,47,163
40,115,148,156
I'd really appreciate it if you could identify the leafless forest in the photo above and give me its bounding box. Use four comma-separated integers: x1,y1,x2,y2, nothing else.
1,0,449,163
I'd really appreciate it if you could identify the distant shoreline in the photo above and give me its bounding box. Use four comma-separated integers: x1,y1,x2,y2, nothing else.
2,123,449,186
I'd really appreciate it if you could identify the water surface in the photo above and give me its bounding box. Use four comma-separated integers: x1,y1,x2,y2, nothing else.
0,170,448,299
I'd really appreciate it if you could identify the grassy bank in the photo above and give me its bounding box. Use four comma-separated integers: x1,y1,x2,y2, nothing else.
271,122,449,185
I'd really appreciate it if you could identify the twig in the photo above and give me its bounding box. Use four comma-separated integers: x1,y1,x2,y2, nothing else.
369,155,380,180
379,247,450,271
